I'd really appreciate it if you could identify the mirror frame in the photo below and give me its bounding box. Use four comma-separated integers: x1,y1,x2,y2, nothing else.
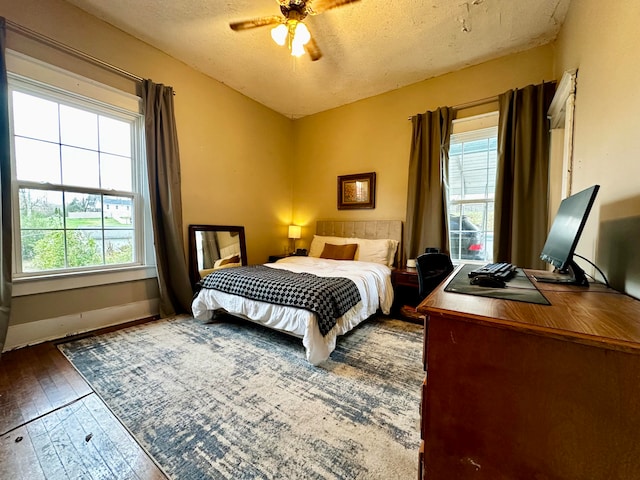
188,224,248,289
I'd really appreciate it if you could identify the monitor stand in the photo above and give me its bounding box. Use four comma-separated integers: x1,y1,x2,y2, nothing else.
533,260,589,287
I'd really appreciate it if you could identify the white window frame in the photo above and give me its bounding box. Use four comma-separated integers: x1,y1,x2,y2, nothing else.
6,51,156,296
448,112,499,263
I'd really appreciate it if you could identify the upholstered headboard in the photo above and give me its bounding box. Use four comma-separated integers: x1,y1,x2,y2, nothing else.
315,220,403,267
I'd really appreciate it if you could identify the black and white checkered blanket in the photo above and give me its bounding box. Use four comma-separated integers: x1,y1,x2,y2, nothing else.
198,265,361,336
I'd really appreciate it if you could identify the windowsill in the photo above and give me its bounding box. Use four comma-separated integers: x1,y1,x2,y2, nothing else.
12,265,157,297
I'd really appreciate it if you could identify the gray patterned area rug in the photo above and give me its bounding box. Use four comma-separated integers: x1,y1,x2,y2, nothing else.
58,315,423,479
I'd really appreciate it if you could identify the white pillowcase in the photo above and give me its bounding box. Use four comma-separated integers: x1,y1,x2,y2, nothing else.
308,235,348,258
386,240,399,267
309,235,398,267
349,238,398,267
213,253,241,268
348,238,388,265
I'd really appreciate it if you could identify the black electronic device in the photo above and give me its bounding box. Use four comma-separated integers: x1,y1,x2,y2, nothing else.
468,262,516,281
470,275,506,288
534,185,600,286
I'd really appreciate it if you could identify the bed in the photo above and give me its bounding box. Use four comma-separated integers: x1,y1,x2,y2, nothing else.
191,220,402,364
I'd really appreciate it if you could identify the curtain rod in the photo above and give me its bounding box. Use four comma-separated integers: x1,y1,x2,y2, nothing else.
407,95,499,120
5,19,144,83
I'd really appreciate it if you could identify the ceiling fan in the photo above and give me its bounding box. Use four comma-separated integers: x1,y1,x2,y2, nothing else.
229,0,361,61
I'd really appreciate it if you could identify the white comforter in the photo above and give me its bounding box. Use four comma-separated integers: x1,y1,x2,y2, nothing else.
191,256,394,365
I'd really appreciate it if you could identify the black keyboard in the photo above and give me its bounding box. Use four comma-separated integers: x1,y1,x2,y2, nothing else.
468,262,517,281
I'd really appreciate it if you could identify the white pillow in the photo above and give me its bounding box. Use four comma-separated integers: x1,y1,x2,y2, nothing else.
310,235,399,266
213,253,241,268
308,235,348,257
348,238,394,266
386,239,399,267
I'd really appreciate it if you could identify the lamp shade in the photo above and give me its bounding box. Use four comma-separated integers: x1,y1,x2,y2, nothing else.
271,24,288,46
290,40,305,57
294,22,311,45
288,225,301,239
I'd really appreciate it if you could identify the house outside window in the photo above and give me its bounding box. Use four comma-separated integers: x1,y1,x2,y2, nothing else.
7,51,155,295
447,112,499,263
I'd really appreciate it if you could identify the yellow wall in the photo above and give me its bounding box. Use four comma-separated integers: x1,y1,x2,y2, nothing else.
554,0,640,297
291,45,555,249
1,0,294,334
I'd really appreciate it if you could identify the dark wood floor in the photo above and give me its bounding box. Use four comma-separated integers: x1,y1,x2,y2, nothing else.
0,339,167,479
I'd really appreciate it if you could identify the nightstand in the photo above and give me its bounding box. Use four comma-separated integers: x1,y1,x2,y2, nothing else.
392,267,419,290
268,254,290,263
391,268,422,319
268,252,308,263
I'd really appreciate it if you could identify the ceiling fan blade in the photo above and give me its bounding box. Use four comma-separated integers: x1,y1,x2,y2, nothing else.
309,0,360,14
229,16,282,31
304,37,322,61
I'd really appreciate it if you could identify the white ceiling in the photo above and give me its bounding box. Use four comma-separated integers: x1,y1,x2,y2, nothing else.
63,0,571,118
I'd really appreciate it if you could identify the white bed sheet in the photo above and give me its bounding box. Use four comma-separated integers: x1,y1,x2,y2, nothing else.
191,256,394,365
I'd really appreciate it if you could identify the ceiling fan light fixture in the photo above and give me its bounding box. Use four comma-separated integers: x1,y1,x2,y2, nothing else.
291,39,306,57
272,19,309,57
294,21,311,45
231,0,361,61
271,23,288,46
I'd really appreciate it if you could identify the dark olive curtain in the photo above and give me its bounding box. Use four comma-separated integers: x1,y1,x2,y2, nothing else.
202,232,220,269
495,82,556,269
0,18,11,353
404,107,454,264
142,80,193,316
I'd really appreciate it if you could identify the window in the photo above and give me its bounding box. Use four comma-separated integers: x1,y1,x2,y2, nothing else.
447,112,499,263
7,51,155,294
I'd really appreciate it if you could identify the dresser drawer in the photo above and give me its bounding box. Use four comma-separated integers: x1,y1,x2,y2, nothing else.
419,440,425,480
421,377,428,440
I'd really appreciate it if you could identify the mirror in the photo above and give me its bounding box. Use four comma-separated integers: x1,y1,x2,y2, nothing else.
188,224,247,288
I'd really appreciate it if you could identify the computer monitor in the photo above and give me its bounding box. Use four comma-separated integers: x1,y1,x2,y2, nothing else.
535,184,600,286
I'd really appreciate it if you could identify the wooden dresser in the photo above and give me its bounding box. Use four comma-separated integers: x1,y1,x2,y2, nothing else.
416,266,640,479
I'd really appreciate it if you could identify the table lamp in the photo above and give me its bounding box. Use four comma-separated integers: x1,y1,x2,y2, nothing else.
288,225,301,254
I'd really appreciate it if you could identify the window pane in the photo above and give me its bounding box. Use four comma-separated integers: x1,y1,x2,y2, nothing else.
19,189,64,229
24,230,66,271
14,137,61,183
105,230,134,264
19,189,64,272
448,209,485,262
104,195,134,264
100,153,132,191
60,105,98,150
66,230,103,267
104,195,133,226
65,192,102,229
12,91,59,142
449,143,462,156
448,155,463,199
460,203,490,234
61,146,100,188
448,122,498,263
463,138,490,154
99,116,131,156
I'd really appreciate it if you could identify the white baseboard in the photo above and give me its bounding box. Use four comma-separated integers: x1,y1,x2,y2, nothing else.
3,299,160,352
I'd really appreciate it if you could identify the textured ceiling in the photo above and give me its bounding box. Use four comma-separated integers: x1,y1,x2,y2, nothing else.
63,0,571,118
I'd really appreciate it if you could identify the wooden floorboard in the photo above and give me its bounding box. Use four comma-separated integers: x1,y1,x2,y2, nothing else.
0,343,93,434
0,339,166,479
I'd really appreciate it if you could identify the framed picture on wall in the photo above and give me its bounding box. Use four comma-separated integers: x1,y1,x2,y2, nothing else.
337,172,376,210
